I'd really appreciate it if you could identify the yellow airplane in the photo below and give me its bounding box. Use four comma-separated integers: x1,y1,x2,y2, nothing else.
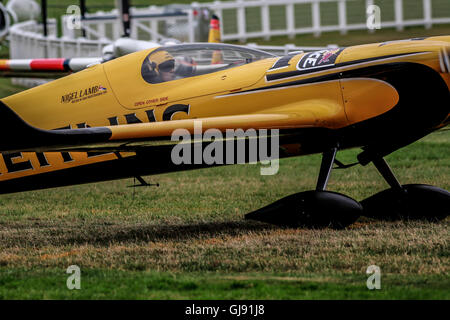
0,35,449,228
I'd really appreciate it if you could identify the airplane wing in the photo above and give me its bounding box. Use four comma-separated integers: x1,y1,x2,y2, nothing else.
0,38,162,78
0,57,103,78
0,100,319,154
0,58,103,72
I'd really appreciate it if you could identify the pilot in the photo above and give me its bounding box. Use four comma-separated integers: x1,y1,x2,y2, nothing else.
144,50,176,83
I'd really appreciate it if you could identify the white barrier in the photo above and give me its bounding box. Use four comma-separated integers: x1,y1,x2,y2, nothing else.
9,20,111,59
62,6,198,43
195,0,450,42
60,0,450,44
8,20,333,64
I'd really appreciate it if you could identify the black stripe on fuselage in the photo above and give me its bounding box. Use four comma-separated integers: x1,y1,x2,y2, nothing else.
217,72,341,98
265,52,425,82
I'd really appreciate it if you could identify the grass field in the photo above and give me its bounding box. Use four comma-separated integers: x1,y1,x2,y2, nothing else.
0,128,448,299
0,2,449,300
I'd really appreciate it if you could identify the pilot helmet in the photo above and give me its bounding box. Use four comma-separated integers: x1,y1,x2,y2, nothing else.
150,50,175,74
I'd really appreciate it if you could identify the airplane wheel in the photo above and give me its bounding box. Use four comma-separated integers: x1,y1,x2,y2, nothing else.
361,184,450,221
245,191,362,229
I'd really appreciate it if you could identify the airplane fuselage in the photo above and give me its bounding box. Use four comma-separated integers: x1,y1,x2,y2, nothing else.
0,37,449,194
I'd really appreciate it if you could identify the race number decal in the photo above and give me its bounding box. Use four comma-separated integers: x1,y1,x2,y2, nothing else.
297,48,343,71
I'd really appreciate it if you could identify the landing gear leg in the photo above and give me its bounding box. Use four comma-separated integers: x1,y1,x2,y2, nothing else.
245,146,362,229
316,146,337,191
361,157,449,221
372,157,403,191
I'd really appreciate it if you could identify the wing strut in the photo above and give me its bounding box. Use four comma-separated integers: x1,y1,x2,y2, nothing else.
128,176,159,188
113,152,159,188
333,159,358,169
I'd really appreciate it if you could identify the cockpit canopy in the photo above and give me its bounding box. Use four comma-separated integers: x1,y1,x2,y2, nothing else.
141,43,275,84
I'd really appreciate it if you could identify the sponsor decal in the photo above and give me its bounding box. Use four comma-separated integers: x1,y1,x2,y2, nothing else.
60,85,107,104
297,48,343,71
133,96,169,107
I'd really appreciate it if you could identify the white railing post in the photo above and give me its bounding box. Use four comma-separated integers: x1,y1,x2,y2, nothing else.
92,11,107,39
423,0,432,29
187,8,195,43
395,0,404,31
286,2,295,39
338,0,347,35
129,8,135,39
312,0,321,37
261,0,270,41
112,8,121,39
237,0,246,42
150,19,157,41
131,23,138,39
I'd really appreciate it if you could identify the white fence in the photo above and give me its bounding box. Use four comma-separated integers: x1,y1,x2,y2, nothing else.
62,6,198,43
60,0,450,43
197,0,450,41
9,19,328,62
9,20,110,59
